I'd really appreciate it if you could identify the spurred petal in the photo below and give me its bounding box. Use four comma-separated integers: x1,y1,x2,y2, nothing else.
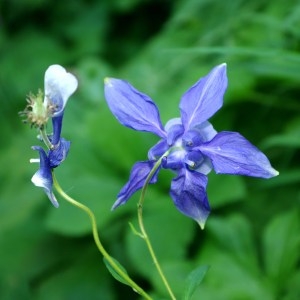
162,149,185,170
49,137,71,168
199,131,279,178
104,78,166,138
194,121,218,142
148,139,169,161
165,118,184,145
194,156,213,175
44,65,78,117
170,169,210,229
31,146,59,207
112,161,160,209
182,122,217,149
51,115,63,145
184,150,205,170
179,64,227,130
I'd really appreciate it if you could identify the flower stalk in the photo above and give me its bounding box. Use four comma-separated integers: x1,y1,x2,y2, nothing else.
137,154,177,300
52,173,152,300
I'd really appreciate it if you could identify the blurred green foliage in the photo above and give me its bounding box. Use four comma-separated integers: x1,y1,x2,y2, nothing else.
0,0,300,299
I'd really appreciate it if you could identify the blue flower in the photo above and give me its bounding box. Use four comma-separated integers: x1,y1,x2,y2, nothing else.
44,64,78,145
30,65,77,207
104,64,279,228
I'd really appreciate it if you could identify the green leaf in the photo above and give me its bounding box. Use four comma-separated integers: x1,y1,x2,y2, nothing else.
34,247,115,300
207,174,247,208
262,116,300,149
103,257,130,287
282,270,300,300
183,265,210,300
262,134,300,148
195,239,274,300
207,214,259,274
263,210,300,292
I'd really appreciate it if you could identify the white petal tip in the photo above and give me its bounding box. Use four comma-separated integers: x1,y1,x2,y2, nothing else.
198,221,206,230
271,169,279,177
104,77,113,87
52,201,59,208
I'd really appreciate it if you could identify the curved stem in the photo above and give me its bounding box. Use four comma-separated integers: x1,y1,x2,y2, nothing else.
137,156,177,300
52,173,152,300
40,128,53,150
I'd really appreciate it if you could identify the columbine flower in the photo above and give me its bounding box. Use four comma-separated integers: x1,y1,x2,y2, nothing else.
104,63,278,228
29,65,78,207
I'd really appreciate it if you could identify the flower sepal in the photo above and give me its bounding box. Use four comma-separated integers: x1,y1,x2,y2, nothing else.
30,146,59,208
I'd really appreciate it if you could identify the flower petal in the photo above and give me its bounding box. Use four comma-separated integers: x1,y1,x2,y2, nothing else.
194,121,218,142
148,139,169,161
199,131,279,178
162,149,185,170
170,169,210,229
112,161,160,209
194,156,213,175
48,137,71,168
51,115,63,145
31,146,59,207
44,64,78,117
104,78,166,138
165,118,184,145
179,64,227,130
184,150,205,170
182,121,217,149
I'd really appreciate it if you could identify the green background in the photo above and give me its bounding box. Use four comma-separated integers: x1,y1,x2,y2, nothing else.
0,0,299,299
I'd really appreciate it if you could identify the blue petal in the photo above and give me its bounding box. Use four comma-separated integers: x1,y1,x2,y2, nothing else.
162,149,185,170
182,129,204,149
194,156,213,175
170,169,210,229
112,161,160,209
179,64,227,130
165,118,184,145
104,78,166,138
184,150,205,170
182,121,217,149
193,121,218,142
51,115,63,145
148,139,169,161
49,138,71,168
31,146,59,207
199,131,279,178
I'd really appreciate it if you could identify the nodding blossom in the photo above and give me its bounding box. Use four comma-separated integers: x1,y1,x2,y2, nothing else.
104,64,278,228
26,65,78,207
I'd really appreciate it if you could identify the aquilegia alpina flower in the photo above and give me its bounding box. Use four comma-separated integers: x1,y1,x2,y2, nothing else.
26,65,78,207
104,63,278,228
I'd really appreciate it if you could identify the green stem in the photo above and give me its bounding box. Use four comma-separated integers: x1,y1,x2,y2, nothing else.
137,155,177,300
40,128,53,150
52,173,152,300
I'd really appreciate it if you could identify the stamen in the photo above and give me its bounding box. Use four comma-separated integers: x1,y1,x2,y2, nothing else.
186,159,196,169
186,140,193,147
